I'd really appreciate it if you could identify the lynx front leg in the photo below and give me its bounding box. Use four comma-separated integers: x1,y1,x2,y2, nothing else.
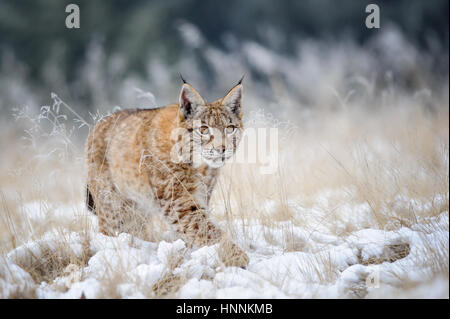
165,200,249,268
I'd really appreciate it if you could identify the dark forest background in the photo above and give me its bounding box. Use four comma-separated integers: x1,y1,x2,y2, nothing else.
0,0,448,113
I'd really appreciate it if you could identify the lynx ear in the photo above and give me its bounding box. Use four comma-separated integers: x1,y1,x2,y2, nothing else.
221,83,243,116
179,83,205,119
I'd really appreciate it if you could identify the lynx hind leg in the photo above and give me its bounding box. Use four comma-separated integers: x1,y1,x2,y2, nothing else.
86,152,124,235
88,179,143,237
89,181,124,236
86,153,125,235
86,112,129,236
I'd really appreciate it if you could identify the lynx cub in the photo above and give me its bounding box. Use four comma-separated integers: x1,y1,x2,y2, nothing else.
86,78,248,267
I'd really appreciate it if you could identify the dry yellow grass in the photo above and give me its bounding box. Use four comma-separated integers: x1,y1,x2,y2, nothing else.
0,65,448,298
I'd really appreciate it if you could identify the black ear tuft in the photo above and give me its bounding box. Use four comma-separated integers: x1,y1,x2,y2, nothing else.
180,73,187,84
237,74,245,85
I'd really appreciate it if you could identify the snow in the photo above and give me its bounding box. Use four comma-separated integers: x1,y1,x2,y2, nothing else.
0,192,448,299
0,259,35,297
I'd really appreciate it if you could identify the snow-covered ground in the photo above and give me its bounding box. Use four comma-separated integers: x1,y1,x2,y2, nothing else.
1,190,448,299
0,23,447,299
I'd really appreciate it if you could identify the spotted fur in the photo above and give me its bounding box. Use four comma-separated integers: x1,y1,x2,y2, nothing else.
85,81,248,267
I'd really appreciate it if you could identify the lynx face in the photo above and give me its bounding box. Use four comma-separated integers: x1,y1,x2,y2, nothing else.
177,82,243,168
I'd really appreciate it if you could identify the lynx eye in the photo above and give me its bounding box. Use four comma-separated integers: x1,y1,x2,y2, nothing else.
197,125,210,136
225,125,236,134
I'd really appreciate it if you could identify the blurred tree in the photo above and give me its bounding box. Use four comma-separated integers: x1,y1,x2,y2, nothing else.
0,0,447,88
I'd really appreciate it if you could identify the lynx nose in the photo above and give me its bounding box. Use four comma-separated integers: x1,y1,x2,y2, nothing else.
214,145,226,156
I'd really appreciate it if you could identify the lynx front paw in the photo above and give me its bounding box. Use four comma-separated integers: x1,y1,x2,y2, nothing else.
218,240,249,268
